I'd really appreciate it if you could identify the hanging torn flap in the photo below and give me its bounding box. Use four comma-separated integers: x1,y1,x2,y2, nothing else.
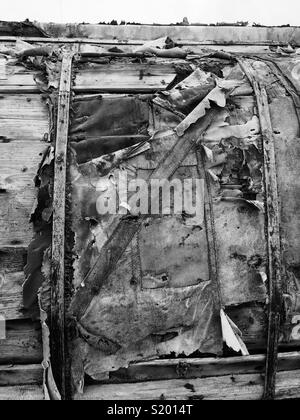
154,68,216,114
175,85,226,137
220,308,249,356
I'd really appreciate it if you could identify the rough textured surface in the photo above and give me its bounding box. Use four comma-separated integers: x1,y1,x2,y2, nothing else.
68,60,272,383
75,369,300,400
1,25,300,399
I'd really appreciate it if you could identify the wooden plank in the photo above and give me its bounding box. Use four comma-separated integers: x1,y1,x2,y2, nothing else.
0,60,37,88
0,39,280,55
0,246,27,273
0,94,49,142
75,369,300,400
0,86,40,94
51,53,73,400
0,95,49,249
0,192,34,247
106,352,300,384
2,36,300,46
74,63,176,92
0,364,43,386
0,141,48,247
0,141,48,181
0,385,43,400
73,86,171,94
0,320,42,364
0,271,26,320
238,59,283,400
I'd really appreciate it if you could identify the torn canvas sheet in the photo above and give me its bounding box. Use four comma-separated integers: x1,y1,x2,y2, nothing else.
78,281,221,380
175,79,243,137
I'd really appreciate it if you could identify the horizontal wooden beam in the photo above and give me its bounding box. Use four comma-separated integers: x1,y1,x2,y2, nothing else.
0,272,27,320
73,87,169,94
76,369,300,400
0,86,40,94
74,63,177,93
105,352,300,384
0,364,43,386
0,385,43,400
0,36,299,46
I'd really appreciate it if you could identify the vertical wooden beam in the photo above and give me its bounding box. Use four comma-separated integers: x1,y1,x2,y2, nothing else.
258,86,283,400
238,59,283,400
51,53,73,400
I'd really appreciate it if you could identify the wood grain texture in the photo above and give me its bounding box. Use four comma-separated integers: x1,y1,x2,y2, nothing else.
0,61,176,93
0,61,37,88
0,141,48,247
0,94,49,141
75,369,300,400
0,320,42,364
106,352,300,384
0,364,43,386
0,385,43,400
0,271,26,320
0,246,27,273
0,93,49,246
74,63,176,92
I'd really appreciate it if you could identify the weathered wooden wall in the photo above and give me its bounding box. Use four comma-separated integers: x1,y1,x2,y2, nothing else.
1,23,300,400
0,47,48,399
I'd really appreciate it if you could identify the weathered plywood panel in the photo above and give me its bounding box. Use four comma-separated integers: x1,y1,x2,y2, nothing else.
0,385,43,400
75,369,300,400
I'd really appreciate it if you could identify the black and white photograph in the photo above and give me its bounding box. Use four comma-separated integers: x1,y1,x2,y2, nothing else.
0,0,300,404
